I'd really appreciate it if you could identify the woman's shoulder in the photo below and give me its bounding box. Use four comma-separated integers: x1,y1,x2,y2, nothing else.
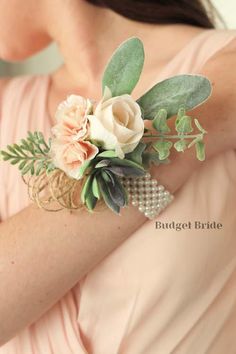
208,28,236,55
198,31,236,151
203,30,236,78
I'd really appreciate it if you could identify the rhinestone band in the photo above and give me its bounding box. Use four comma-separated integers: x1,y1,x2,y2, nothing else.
120,173,174,219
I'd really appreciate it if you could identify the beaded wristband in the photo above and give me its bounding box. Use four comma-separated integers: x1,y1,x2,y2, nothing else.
121,173,174,219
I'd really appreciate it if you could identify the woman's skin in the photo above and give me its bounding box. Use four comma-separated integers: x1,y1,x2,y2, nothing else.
0,0,236,346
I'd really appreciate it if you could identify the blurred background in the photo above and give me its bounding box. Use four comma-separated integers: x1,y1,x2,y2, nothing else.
0,0,235,77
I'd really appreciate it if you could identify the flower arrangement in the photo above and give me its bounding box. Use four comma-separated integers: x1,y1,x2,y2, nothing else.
0,38,211,217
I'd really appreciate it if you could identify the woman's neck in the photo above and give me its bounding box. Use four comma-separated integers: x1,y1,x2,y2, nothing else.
48,1,204,99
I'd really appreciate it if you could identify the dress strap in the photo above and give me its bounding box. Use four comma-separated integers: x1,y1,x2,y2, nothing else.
157,29,236,80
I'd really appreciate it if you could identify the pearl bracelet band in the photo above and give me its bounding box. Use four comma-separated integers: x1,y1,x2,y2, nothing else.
121,173,174,219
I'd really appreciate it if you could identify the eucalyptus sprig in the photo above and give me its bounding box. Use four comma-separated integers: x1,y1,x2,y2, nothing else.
0,131,54,176
143,108,207,162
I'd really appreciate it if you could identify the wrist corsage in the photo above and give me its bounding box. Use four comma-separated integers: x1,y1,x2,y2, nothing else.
0,38,212,219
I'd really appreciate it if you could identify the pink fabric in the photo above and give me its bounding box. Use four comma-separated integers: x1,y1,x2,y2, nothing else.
1,29,236,354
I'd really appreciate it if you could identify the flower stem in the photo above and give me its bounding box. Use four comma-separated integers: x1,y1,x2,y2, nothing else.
143,134,204,139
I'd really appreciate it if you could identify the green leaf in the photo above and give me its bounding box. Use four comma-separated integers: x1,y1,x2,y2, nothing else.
7,145,18,155
194,118,207,134
102,168,115,185
102,170,116,185
143,152,170,169
125,142,146,165
85,191,97,211
10,158,20,165
98,176,120,214
109,157,144,170
13,144,26,156
92,176,101,199
95,157,144,172
106,174,127,207
35,161,45,176
101,170,113,183
102,37,145,96
98,150,117,158
22,162,33,175
195,141,206,161
187,136,202,149
174,140,188,152
142,152,160,167
0,151,11,160
152,109,170,133
95,160,110,169
18,160,27,170
175,116,193,134
46,163,56,174
78,160,92,178
152,141,173,160
81,175,93,204
106,165,145,177
137,75,212,119
176,107,186,122
30,163,35,175
142,152,170,168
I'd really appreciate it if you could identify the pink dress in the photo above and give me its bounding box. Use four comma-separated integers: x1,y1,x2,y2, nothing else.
1,29,236,354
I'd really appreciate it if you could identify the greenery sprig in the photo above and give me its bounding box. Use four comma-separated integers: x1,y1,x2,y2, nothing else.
0,132,54,176
142,107,207,163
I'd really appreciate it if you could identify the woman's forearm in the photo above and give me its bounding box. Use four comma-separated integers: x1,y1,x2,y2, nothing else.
0,203,147,345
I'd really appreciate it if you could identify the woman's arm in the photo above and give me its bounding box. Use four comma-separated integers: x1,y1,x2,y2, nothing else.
152,41,236,190
0,200,147,345
1,43,236,346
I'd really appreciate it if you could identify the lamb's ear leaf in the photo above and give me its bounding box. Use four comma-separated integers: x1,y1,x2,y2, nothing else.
137,75,212,120
102,37,145,96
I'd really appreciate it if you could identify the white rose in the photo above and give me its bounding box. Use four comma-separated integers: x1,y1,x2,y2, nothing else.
88,91,144,159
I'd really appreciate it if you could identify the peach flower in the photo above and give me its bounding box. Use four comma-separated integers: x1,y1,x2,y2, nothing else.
51,140,98,180
52,95,93,141
51,95,98,179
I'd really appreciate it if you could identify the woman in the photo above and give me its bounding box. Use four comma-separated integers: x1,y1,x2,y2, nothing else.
0,0,236,352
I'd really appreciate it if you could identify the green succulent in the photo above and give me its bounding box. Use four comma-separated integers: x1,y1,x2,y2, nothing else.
80,152,146,214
